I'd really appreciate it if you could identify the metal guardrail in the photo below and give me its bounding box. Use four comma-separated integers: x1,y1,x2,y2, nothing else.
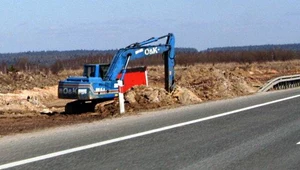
258,74,300,92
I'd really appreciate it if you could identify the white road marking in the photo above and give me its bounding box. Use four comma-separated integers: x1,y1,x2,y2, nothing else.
297,142,300,145
1,94,300,169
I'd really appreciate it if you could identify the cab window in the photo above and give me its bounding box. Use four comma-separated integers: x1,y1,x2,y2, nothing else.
99,64,110,78
83,66,96,77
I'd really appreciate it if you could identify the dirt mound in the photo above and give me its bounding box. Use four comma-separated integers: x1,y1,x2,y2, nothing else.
94,85,202,116
93,86,175,117
123,85,201,112
125,85,175,109
174,66,258,101
171,86,202,104
0,86,58,116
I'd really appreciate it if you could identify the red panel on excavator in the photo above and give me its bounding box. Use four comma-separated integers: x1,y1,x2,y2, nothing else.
117,67,148,92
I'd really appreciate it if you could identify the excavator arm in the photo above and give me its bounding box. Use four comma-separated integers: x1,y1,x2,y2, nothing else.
104,33,175,92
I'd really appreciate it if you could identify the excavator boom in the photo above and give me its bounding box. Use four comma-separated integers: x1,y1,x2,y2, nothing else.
104,33,175,91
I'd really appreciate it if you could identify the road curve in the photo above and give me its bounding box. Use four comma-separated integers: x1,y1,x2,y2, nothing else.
1,88,300,169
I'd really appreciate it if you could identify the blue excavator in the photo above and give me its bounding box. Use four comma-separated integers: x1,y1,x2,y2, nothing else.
58,33,175,113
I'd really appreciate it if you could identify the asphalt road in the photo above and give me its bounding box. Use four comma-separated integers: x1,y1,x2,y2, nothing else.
1,88,300,169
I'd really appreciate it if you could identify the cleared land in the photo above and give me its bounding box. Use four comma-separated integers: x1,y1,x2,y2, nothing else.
1,61,300,136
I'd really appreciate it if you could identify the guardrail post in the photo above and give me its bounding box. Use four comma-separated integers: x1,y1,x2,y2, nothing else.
117,80,125,114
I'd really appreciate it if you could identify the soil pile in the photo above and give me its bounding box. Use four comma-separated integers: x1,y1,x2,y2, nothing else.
125,85,174,107
120,86,202,112
175,66,258,100
95,85,202,116
171,86,202,104
0,86,58,116
125,85,201,107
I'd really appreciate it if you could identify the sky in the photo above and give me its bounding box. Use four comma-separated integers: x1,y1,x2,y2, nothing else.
1,0,300,53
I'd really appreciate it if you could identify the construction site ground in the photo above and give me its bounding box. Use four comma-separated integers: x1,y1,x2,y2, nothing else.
1,61,300,137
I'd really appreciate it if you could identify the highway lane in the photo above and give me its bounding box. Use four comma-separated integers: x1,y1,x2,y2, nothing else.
1,88,300,169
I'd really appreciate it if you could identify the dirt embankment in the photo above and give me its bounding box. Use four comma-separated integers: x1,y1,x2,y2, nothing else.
1,61,300,136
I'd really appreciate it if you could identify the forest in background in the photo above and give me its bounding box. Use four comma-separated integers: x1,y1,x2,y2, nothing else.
1,44,300,75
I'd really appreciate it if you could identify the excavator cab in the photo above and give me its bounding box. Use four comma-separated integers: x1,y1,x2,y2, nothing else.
83,64,110,78
83,65,96,77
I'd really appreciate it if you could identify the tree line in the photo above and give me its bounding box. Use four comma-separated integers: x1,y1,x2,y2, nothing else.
207,43,300,52
0,48,198,66
1,48,300,75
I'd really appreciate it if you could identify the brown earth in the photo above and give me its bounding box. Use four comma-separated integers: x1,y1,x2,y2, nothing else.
1,61,300,136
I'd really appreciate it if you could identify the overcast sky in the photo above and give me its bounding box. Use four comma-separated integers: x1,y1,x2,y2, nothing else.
1,0,300,53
